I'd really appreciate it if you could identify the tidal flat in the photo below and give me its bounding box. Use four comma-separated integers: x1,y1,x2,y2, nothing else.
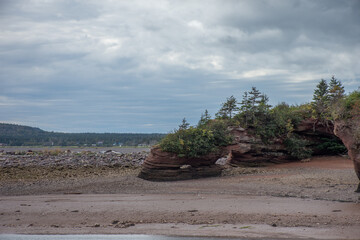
0,149,359,239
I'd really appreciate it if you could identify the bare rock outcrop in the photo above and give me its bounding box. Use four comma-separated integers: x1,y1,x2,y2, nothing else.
333,117,360,192
138,147,222,181
225,127,288,166
294,118,334,136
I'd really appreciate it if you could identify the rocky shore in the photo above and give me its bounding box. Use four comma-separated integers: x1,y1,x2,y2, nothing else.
0,149,148,168
0,149,149,184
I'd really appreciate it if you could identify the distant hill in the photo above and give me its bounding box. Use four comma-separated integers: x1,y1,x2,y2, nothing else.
0,123,165,146
0,123,45,136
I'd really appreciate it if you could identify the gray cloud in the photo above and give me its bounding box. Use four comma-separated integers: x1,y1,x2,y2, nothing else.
0,0,359,132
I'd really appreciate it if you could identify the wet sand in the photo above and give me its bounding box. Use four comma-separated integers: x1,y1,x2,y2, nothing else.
1,156,360,239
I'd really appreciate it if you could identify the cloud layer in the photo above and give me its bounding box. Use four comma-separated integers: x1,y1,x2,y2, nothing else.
1,0,359,132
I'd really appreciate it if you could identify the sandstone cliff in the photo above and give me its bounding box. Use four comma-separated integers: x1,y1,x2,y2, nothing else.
225,127,288,167
333,118,360,192
138,146,223,181
139,118,360,191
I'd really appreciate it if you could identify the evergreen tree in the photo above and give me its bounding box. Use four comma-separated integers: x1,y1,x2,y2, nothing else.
240,91,251,126
257,94,272,118
312,79,329,119
248,87,262,108
198,109,211,127
237,87,271,129
328,76,345,104
216,95,239,119
179,118,190,130
313,79,329,102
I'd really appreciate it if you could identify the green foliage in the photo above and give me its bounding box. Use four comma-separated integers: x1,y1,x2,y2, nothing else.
159,127,216,158
160,79,352,159
160,120,232,158
284,135,313,160
315,137,347,155
202,119,233,147
268,103,295,137
311,76,348,121
328,75,345,104
198,109,211,127
329,90,360,120
344,90,360,116
216,95,239,119
312,79,330,119
243,102,311,144
313,79,329,102
237,87,271,129
179,118,190,130
290,103,313,120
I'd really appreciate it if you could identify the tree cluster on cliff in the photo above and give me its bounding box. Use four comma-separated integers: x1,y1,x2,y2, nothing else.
160,76,358,159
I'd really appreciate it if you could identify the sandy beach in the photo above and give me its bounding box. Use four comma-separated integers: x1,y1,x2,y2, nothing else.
1,155,360,239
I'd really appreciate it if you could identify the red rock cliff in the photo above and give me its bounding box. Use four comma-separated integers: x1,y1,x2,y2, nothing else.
139,118,360,191
333,117,360,192
138,147,223,181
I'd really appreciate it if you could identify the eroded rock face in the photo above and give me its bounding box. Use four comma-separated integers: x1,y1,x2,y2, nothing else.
225,127,288,167
139,118,360,186
138,147,223,181
295,118,334,136
333,118,360,192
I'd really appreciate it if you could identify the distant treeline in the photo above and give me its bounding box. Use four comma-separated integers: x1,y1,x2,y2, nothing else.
0,123,165,146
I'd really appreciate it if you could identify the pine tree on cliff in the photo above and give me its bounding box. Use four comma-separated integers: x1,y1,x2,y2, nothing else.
198,109,211,127
239,87,270,127
256,94,272,123
240,91,251,127
328,76,345,104
312,79,330,120
216,95,239,119
179,118,190,130
248,87,262,107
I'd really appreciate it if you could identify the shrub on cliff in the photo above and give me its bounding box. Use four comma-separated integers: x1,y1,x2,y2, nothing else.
159,120,232,158
284,135,312,159
344,90,360,117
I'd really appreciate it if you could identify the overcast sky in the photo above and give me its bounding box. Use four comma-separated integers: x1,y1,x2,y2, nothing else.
1,0,359,133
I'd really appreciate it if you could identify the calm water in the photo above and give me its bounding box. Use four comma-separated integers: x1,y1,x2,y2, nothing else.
0,235,254,240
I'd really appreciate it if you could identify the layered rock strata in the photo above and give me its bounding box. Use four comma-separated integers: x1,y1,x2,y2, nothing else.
138,147,222,181
225,127,288,167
